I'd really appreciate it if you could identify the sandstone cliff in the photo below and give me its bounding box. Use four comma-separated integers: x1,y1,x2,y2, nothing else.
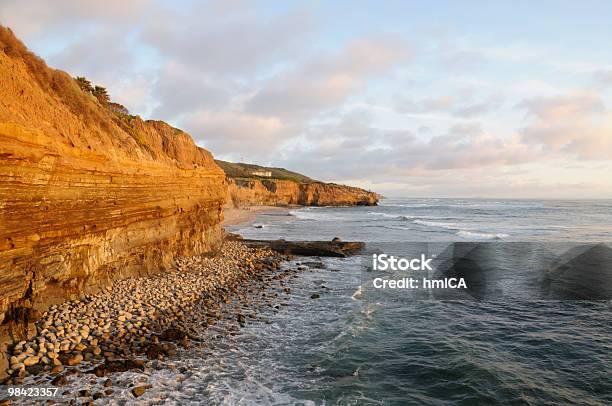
0,26,225,372
217,161,379,207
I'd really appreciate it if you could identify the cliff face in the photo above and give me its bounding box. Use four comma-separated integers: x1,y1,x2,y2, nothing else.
226,178,379,207
216,159,379,208
0,26,225,369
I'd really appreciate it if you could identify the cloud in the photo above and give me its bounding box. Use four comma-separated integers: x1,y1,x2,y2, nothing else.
152,61,233,118
395,93,504,118
592,69,612,87
140,4,315,76
246,36,412,117
49,27,137,81
520,93,612,159
520,93,604,121
395,96,454,114
0,0,149,37
182,110,289,157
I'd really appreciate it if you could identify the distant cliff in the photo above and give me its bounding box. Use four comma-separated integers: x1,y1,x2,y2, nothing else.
216,160,379,207
0,26,225,374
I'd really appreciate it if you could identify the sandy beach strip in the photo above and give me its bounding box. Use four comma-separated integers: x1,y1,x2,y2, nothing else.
222,205,293,227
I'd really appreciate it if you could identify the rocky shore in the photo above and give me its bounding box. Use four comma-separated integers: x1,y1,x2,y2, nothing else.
0,241,305,404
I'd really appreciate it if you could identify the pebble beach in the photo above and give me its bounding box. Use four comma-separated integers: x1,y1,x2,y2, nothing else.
1,240,305,404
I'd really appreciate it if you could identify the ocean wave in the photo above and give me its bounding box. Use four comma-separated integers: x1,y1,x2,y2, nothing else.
378,203,431,208
382,225,412,231
351,285,363,300
413,220,459,230
368,211,413,221
456,230,509,240
414,219,509,239
368,211,398,218
289,209,340,221
369,212,456,222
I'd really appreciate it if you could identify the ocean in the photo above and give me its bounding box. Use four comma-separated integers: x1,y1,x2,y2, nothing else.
214,198,611,405
239,198,612,242
47,198,610,405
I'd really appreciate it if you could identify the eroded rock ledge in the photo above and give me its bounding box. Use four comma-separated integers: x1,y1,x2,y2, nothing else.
226,178,379,207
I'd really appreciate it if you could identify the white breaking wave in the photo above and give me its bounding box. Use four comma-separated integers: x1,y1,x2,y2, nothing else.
289,209,340,221
414,219,509,240
368,212,414,221
456,230,509,240
351,285,363,300
367,211,398,218
413,220,460,230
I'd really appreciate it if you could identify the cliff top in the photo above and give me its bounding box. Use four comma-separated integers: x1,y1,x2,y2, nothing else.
215,160,315,183
0,25,220,172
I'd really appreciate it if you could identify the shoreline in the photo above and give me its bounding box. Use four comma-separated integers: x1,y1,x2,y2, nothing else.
1,241,305,403
222,205,293,228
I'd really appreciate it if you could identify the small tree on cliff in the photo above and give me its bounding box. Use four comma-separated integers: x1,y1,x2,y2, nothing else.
75,76,93,93
92,86,110,105
108,102,129,115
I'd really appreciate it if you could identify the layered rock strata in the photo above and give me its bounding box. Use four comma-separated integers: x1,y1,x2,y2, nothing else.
226,178,379,208
0,26,225,376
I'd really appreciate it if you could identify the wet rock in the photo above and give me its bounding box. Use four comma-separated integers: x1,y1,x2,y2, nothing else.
145,344,165,360
310,293,320,299
159,328,188,342
132,385,151,397
301,261,325,269
51,374,68,386
78,389,91,397
89,359,144,377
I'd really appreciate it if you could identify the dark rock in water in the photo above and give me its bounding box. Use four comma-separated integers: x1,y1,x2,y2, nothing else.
301,261,325,269
253,224,264,229
88,359,144,377
93,392,104,400
241,239,364,257
310,293,320,299
145,344,166,360
159,328,188,342
78,389,91,397
164,343,178,356
90,365,106,377
104,378,112,387
332,237,342,242
237,314,246,324
51,374,68,386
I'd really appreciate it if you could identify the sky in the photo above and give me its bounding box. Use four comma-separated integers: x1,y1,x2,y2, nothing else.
1,0,612,198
